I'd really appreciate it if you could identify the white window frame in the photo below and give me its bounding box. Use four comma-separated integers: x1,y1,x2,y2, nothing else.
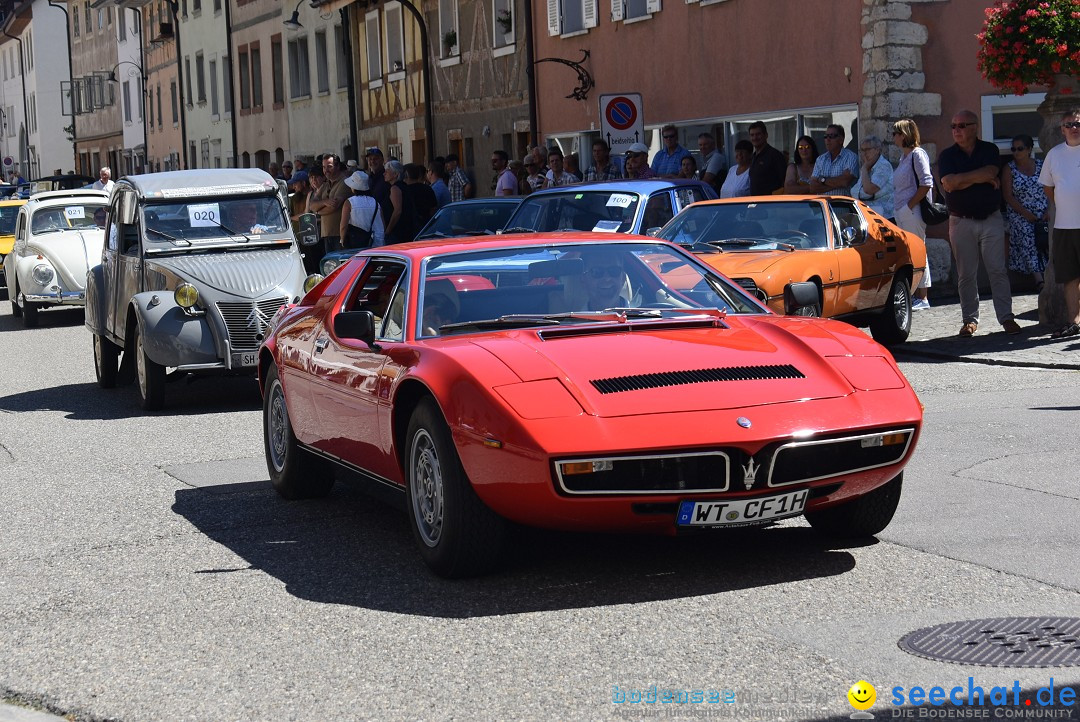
981,92,1048,154
365,10,383,86
385,3,405,81
315,29,330,94
548,0,596,36
493,0,514,54
439,0,459,62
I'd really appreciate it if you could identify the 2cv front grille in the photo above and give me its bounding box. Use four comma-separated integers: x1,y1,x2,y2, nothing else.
216,297,288,351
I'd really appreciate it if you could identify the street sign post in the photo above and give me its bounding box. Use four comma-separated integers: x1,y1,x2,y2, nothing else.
599,93,644,156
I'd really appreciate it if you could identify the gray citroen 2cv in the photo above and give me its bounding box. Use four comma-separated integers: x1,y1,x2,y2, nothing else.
85,168,322,410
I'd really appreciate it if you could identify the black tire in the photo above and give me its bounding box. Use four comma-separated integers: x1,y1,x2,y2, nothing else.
263,364,334,499
805,472,903,538
93,333,120,389
21,295,38,328
134,323,166,410
406,398,507,578
870,275,912,345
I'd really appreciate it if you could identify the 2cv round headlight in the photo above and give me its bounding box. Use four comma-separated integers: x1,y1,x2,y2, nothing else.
303,274,324,293
174,283,199,309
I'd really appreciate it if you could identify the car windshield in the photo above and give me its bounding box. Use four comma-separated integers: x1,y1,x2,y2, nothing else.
416,201,518,240
142,194,288,243
30,203,108,234
504,190,641,233
418,242,762,337
659,201,831,250
0,205,18,235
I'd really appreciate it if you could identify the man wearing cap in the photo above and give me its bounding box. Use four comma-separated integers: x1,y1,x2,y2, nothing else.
623,144,655,179
445,154,474,202
308,153,351,255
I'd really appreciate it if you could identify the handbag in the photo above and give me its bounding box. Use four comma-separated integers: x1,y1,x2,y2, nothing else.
910,154,948,226
343,202,379,249
1034,220,1050,257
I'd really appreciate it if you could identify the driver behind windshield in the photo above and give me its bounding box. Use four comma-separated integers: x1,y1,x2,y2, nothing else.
226,201,272,235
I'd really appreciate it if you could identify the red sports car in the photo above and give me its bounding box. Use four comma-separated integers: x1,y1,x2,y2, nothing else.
259,234,922,577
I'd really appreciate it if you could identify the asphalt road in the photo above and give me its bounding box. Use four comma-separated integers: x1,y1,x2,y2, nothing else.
1,299,1078,722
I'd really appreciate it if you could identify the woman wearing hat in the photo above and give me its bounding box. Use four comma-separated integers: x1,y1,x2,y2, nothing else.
339,171,386,249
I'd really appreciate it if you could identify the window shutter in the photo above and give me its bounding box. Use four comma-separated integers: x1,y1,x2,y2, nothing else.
547,0,561,35
583,0,597,28
645,0,660,12
610,0,622,22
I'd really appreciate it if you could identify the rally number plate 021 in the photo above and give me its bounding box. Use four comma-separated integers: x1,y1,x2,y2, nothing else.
676,489,809,527
231,351,258,368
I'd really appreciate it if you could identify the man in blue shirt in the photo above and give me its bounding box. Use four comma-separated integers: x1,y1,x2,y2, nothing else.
650,125,691,178
810,124,859,196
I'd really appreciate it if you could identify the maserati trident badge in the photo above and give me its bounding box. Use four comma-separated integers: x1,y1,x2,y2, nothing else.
742,457,760,490
736,416,752,428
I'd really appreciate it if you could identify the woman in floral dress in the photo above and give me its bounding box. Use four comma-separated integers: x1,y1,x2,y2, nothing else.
1002,134,1049,290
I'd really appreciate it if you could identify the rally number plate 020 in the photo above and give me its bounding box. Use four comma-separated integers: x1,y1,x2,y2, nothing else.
676,489,809,527
231,351,258,368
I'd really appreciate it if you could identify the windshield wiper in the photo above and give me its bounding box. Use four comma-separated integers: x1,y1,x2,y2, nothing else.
207,218,251,242
439,315,563,331
706,238,795,252
146,226,179,241
501,226,538,234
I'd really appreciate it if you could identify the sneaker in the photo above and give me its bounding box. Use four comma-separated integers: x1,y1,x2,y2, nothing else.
911,297,931,310
959,322,978,337
1002,319,1022,335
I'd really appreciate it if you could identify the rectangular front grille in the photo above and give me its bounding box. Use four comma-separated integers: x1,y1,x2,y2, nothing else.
216,297,287,351
768,428,914,487
555,452,730,495
590,364,804,395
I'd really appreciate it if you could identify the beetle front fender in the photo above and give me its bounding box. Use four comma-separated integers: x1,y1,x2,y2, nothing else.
131,291,219,367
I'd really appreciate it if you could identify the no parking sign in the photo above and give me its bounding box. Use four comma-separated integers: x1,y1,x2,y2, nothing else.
599,93,644,156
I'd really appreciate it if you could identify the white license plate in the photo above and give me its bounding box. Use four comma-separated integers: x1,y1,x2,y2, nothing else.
231,351,258,368
677,489,809,527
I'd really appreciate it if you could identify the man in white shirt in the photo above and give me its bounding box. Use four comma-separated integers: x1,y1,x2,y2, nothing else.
91,167,115,195
1040,107,1080,338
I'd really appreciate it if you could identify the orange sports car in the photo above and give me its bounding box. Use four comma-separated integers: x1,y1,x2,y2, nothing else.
657,195,927,345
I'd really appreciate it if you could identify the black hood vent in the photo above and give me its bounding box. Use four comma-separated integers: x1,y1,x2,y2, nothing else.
590,364,804,394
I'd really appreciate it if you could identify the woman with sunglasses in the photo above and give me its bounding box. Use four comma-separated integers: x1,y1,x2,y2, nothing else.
891,118,933,310
1001,134,1048,292
783,135,819,195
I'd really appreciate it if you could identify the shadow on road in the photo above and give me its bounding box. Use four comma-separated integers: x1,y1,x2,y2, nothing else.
0,303,85,332
0,378,261,419
172,479,861,618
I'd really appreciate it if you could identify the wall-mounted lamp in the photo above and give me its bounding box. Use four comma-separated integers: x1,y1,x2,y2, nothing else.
107,60,144,83
283,0,304,30
844,66,852,83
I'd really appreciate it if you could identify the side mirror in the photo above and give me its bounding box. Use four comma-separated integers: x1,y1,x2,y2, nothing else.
841,226,859,245
645,226,662,237
333,310,379,348
297,212,320,247
784,282,819,314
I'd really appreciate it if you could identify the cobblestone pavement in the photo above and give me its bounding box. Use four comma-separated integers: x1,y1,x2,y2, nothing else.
896,290,1080,370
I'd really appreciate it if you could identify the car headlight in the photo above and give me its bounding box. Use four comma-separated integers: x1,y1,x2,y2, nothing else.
174,282,199,308
303,274,324,293
321,258,341,275
32,264,54,285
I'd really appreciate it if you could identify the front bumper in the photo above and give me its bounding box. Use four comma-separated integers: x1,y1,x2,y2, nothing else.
23,289,86,305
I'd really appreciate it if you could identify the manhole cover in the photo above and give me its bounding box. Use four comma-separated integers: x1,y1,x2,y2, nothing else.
899,617,1080,668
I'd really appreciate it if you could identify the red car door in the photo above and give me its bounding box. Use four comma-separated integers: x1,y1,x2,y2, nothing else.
306,259,408,483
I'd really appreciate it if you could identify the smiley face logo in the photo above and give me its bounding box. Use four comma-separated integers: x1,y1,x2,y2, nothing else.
847,680,876,711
